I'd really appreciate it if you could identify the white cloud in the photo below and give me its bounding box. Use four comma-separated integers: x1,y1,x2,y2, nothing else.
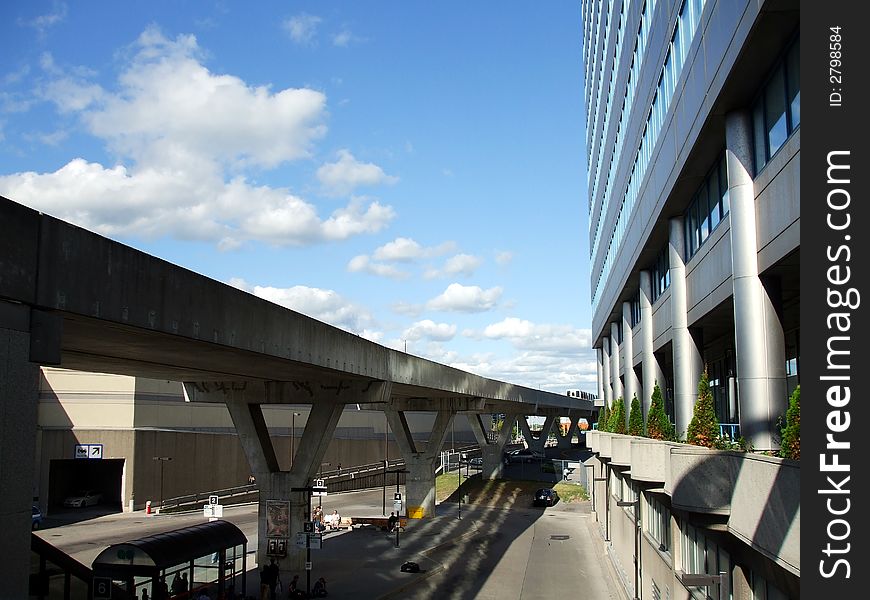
372,237,456,262
402,320,457,342
478,317,592,353
0,27,396,248
283,14,322,45
316,149,398,196
425,253,482,279
495,251,514,266
425,283,502,313
347,254,408,279
391,301,423,317
21,2,68,37
332,31,352,47
229,278,377,335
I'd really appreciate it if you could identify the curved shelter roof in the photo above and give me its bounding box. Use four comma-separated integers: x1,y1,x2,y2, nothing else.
92,520,247,577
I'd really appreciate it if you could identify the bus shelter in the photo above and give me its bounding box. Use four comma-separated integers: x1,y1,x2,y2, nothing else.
91,520,247,599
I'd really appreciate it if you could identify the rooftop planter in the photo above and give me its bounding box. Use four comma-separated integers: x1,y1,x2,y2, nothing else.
729,454,800,576
665,446,739,515
610,434,636,466
597,431,613,458
630,438,682,483
588,430,599,452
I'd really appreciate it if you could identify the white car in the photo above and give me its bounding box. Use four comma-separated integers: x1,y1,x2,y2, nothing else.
63,489,103,508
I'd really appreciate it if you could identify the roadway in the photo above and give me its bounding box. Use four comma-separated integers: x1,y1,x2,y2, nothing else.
37,482,626,599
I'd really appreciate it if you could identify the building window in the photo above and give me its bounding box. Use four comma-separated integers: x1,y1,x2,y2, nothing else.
630,291,641,327
750,570,789,600
645,493,671,552
680,522,733,600
650,245,671,303
685,154,729,259
752,38,800,174
611,470,623,500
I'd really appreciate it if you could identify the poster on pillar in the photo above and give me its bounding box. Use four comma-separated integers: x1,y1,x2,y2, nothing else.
266,500,289,537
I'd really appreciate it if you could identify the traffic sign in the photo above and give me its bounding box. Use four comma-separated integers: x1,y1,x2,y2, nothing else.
303,521,314,533
93,577,112,599
203,504,223,518
394,493,402,501
305,561,312,571
209,495,219,505
296,532,308,548
75,444,103,459
308,533,322,550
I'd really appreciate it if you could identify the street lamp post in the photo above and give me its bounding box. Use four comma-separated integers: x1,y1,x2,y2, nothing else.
387,468,409,548
290,412,301,469
617,498,641,600
152,456,172,511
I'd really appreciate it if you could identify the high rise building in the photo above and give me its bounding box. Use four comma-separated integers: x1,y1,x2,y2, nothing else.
583,0,799,450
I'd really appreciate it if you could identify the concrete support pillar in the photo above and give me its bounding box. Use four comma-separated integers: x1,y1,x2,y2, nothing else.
669,217,704,439
555,415,579,449
0,307,42,600
601,338,612,407
596,347,605,404
468,413,516,479
384,407,454,518
639,270,657,418
726,110,788,450
610,323,623,402
218,379,389,577
621,301,639,421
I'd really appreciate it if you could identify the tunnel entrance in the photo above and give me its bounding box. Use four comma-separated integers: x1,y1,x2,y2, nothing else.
48,458,124,511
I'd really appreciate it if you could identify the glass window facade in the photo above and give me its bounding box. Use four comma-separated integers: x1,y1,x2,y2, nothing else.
680,522,733,600
650,245,670,303
645,493,671,552
752,38,800,174
684,154,729,259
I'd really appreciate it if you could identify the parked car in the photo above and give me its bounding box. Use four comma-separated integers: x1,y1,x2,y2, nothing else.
32,505,43,529
504,448,545,464
533,488,560,507
468,457,483,468
63,490,102,508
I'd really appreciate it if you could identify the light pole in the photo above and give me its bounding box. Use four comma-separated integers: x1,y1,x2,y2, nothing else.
617,498,641,600
290,412,301,469
152,456,172,511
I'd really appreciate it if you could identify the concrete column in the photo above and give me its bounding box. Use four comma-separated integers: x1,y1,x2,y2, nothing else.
534,415,557,452
621,301,639,420
220,380,377,576
639,270,657,417
596,347,605,403
384,407,454,518
726,110,788,450
517,416,535,447
556,415,579,449
669,217,704,439
610,323,623,402
0,309,41,600
601,338,612,407
468,412,516,479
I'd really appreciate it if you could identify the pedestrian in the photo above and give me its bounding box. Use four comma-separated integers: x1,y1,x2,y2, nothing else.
141,589,149,600
388,512,398,532
312,577,328,597
563,467,569,481
262,558,279,599
181,573,190,594
288,574,305,598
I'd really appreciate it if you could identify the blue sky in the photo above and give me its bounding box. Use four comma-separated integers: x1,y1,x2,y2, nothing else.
0,1,594,394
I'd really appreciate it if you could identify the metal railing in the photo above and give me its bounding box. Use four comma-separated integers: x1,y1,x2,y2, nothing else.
160,446,486,513
719,423,741,441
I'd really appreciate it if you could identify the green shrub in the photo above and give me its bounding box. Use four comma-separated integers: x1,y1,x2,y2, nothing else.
686,368,720,448
780,385,800,460
645,382,675,441
609,397,627,434
628,394,644,436
599,402,611,432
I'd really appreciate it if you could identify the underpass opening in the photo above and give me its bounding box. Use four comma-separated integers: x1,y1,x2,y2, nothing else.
48,458,124,511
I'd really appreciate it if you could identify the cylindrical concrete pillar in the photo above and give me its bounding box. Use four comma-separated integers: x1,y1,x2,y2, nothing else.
725,110,788,451
669,216,703,439
610,322,623,402
639,270,657,417
622,301,638,420
596,347,605,404
601,338,612,407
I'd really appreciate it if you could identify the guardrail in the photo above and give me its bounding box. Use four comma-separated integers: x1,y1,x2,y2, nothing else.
160,448,479,513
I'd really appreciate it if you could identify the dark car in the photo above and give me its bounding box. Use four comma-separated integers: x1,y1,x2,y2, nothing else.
32,505,43,530
505,448,545,464
533,488,560,507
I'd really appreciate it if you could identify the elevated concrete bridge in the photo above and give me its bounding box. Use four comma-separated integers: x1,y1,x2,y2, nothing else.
0,195,595,594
